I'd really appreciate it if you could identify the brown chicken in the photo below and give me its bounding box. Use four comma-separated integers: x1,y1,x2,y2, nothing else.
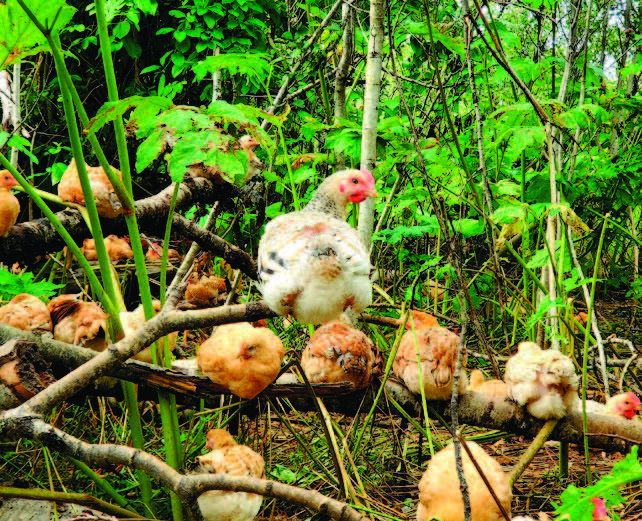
145,242,182,263
197,323,284,399
468,369,508,399
578,392,641,420
183,274,227,308
48,294,109,351
196,429,265,521
417,441,512,521
238,135,263,181
58,158,123,218
393,312,467,400
81,235,133,262
505,342,579,420
119,300,177,363
0,294,52,333
301,322,381,389
0,170,19,237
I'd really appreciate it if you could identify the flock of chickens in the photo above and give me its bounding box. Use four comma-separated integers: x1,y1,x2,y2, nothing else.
0,163,637,521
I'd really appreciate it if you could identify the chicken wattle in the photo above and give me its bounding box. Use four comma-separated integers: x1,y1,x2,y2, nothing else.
257,169,378,325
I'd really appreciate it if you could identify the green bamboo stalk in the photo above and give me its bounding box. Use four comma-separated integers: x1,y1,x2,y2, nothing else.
581,214,609,485
68,457,133,510
0,155,115,316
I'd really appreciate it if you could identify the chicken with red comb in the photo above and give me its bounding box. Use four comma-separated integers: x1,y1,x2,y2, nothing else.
258,169,378,324
579,391,641,420
591,498,610,521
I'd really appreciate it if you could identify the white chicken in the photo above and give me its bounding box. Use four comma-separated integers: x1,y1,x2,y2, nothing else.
505,342,579,420
577,392,641,420
257,169,378,325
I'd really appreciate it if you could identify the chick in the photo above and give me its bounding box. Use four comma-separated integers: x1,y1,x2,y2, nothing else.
417,441,512,521
505,342,579,420
184,274,227,309
0,294,52,333
393,312,467,400
196,429,265,521
58,158,123,218
301,322,381,389
578,392,641,420
0,170,19,237
238,135,263,181
197,323,284,399
119,300,178,364
468,369,508,399
145,242,182,263
81,235,133,262
48,294,109,351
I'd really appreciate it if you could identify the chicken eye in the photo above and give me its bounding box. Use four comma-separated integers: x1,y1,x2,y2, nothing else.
351,178,359,184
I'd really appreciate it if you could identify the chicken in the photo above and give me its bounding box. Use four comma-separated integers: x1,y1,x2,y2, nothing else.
0,294,52,333
0,170,19,237
591,498,610,521
417,441,511,521
257,169,378,324
196,322,284,399
238,135,263,181
578,392,641,420
196,429,265,521
119,300,178,363
48,294,109,351
145,242,182,263
393,313,467,400
505,342,579,420
58,158,123,218
468,369,508,399
183,274,227,308
81,235,133,262
301,322,381,389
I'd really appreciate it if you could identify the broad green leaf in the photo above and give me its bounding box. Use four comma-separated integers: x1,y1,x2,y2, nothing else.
193,52,270,81
87,96,172,136
136,128,166,172
452,218,484,238
0,0,75,68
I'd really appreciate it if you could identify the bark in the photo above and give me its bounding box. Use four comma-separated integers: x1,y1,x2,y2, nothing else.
333,0,354,170
2,323,639,452
357,0,384,248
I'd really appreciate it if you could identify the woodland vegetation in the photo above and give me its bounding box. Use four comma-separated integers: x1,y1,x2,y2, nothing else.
0,0,641,520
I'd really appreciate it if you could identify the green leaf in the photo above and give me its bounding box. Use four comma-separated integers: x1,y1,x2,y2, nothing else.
452,219,484,238
0,270,63,300
87,96,173,136
136,128,166,172
192,53,270,81
0,0,75,68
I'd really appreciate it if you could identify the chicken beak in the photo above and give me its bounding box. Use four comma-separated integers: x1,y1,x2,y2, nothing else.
365,188,379,198
636,404,642,411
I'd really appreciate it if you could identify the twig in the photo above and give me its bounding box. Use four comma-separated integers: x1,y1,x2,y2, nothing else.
508,419,559,486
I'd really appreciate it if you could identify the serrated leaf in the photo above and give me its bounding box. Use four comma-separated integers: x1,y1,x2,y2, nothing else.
0,270,63,300
87,96,172,136
136,128,166,172
193,52,270,81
